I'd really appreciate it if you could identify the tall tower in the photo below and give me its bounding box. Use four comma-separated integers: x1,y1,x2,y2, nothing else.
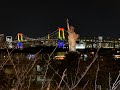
57,27,65,48
17,33,23,49
98,36,103,48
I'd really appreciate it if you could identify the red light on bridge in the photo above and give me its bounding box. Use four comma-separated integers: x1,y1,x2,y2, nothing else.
58,28,64,31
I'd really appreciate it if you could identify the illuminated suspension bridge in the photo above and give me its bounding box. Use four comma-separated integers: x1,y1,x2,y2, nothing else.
0,27,120,60
0,27,120,50
2,27,68,49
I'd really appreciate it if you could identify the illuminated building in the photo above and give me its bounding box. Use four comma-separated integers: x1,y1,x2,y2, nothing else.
17,42,23,49
17,33,24,49
17,33,23,42
6,36,13,48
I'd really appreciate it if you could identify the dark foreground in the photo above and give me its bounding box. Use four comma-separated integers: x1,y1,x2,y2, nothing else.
0,47,120,90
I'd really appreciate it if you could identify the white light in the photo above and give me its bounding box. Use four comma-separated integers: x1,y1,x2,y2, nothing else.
6,36,12,42
113,55,120,59
76,43,85,49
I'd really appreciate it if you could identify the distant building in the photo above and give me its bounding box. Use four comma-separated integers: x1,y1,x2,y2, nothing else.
0,34,4,42
0,34,5,49
76,41,86,49
98,36,103,48
6,36,13,48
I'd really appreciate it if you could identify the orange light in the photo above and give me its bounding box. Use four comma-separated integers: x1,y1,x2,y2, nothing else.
54,55,65,60
114,55,120,59
58,28,64,31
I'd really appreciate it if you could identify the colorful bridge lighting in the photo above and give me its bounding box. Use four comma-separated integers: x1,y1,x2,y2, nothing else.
58,27,65,40
57,27,65,49
57,40,64,49
17,33,24,49
17,33,23,42
17,42,23,49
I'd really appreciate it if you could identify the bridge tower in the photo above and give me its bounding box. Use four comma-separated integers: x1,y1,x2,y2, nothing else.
58,27,65,40
17,33,23,42
17,33,23,49
57,27,65,48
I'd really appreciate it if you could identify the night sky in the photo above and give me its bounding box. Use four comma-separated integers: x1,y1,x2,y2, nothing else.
0,1,120,38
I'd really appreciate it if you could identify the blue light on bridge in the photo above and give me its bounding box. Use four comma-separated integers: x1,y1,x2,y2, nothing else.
17,42,23,49
57,40,64,49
